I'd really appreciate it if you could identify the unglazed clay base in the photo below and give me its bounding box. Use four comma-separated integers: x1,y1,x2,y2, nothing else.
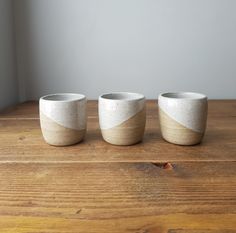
40,112,86,146
99,92,146,146
39,93,87,146
158,92,208,146
159,108,204,145
101,107,146,146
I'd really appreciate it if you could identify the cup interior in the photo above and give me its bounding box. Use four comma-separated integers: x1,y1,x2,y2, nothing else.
160,92,206,100
41,93,85,102
100,92,144,101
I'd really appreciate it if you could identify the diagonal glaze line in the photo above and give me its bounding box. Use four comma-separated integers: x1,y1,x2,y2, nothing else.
40,112,86,131
101,107,146,130
159,107,203,134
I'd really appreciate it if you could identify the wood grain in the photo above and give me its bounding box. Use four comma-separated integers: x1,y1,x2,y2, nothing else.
168,230,236,233
0,162,235,232
0,117,235,162
0,101,235,162
0,100,236,232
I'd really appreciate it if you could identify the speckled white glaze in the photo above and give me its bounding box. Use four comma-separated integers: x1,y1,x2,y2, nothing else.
40,93,87,130
99,92,145,130
39,93,87,146
158,92,208,133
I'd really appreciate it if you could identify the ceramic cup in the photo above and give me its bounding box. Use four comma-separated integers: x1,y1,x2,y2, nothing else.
158,92,208,146
39,93,87,146
99,92,146,146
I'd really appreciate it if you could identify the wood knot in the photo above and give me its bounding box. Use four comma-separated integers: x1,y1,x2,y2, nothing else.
163,162,173,170
19,136,25,141
76,209,82,214
151,162,173,170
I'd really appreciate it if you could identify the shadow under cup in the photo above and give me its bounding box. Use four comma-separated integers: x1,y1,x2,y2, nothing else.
99,92,146,146
158,92,208,146
39,93,87,146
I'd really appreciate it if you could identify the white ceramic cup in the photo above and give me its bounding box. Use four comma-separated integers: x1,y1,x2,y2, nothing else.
39,93,87,146
158,92,208,145
99,92,146,145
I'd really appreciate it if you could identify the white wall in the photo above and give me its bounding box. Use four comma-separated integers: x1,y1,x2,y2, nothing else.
0,0,18,110
15,0,236,100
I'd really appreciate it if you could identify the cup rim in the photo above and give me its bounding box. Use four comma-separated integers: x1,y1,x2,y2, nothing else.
99,92,145,102
40,93,86,102
159,92,207,100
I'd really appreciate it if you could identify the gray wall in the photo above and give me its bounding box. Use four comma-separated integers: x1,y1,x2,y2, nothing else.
0,0,18,110
13,0,236,100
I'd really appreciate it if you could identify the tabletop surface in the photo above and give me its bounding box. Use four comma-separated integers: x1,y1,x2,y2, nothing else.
0,100,236,232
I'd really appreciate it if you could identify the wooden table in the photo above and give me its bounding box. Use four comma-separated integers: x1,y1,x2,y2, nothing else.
0,100,236,233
